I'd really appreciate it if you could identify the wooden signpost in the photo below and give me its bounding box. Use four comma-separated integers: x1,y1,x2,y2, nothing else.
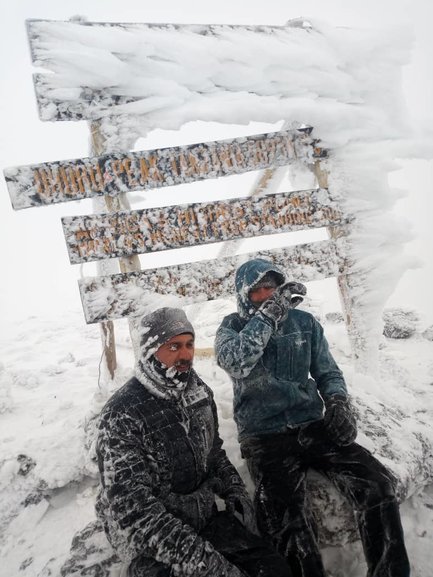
79,239,347,323
61,188,344,264
4,17,358,374
5,129,325,210
26,19,316,123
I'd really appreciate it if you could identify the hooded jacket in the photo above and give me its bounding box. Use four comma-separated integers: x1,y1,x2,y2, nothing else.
95,314,249,576
214,258,347,441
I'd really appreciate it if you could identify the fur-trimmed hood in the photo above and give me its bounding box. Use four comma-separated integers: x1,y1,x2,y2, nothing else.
235,258,285,319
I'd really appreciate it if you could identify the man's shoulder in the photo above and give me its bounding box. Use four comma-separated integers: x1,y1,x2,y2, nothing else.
99,377,158,424
290,308,317,324
281,308,321,334
186,371,214,404
217,311,245,330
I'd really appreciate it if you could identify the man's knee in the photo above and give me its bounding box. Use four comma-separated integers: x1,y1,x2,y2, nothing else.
353,469,398,510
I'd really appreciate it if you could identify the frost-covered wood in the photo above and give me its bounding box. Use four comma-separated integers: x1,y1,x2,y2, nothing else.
26,19,315,122
78,239,347,323
5,128,324,210
63,188,343,264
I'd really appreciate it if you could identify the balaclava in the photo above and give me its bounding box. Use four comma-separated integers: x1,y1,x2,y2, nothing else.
135,307,195,399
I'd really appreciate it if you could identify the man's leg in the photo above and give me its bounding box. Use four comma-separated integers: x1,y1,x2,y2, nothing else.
310,437,410,577
242,433,327,577
200,510,291,577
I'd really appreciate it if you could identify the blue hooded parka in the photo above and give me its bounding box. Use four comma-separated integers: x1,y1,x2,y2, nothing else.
214,258,347,441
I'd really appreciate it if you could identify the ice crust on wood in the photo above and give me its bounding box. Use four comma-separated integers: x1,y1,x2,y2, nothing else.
63,188,343,264
79,239,347,323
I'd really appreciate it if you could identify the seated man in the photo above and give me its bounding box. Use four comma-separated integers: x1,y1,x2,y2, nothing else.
95,307,290,577
214,258,410,577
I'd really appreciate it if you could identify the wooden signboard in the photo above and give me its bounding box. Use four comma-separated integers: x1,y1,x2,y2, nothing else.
79,239,347,323
26,19,311,122
62,188,344,264
5,128,325,210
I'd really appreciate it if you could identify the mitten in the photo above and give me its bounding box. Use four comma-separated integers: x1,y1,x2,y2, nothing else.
323,395,357,446
277,281,307,309
224,488,257,534
256,280,307,326
256,291,287,325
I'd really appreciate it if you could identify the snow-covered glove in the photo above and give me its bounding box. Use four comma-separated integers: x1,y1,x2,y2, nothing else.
323,395,357,446
257,281,307,326
224,488,258,535
257,292,287,325
277,281,307,309
164,483,216,532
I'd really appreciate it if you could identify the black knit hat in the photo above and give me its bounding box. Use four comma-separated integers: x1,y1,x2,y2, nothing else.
139,307,195,358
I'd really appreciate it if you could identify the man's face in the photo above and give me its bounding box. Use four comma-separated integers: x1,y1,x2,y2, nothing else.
155,333,195,372
249,285,277,305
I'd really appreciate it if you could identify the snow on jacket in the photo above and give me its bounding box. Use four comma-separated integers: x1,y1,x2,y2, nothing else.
214,258,347,441
95,370,247,576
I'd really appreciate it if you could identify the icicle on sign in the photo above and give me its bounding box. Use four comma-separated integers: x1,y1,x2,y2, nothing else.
62,189,344,264
4,129,325,210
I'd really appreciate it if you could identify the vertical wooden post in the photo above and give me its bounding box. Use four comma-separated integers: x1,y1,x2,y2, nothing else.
310,159,366,362
89,119,143,377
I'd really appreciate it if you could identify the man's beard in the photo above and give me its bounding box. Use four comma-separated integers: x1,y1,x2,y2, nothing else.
153,357,192,383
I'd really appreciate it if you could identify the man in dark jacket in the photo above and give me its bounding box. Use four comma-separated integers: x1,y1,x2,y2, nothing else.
95,307,290,577
215,258,410,577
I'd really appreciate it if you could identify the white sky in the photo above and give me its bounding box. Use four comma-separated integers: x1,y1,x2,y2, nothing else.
1,0,432,333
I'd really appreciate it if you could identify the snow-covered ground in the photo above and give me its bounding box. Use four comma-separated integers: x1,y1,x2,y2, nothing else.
1,298,432,577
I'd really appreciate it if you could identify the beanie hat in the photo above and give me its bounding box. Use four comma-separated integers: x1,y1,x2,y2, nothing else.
139,307,195,359
135,308,195,400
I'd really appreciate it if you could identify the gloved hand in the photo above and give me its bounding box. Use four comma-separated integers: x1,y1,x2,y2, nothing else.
278,281,307,309
257,281,307,325
323,395,357,446
224,488,258,534
257,292,287,325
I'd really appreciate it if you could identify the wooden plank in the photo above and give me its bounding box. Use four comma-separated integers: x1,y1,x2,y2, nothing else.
5,128,325,210
26,19,310,122
62,188,345,264
78,239,347,323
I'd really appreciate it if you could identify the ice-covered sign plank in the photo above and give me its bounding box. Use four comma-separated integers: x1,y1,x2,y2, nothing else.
5,129,324,210
62,188,343,264
26,19,311,122
79,239,346,323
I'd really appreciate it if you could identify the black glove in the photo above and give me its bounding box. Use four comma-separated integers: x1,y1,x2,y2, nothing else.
257,281,307,326
224,487,258,534
278,281,307,309
257,292,287,325
323,395,357,446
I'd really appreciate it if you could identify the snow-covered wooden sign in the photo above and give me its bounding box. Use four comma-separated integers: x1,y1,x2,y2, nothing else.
79,239,346,323
62,188,343,264
5,128,324,210
26,19,314,123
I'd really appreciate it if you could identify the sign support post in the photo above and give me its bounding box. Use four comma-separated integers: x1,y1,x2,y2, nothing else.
310,159,365,363
89,119,142,378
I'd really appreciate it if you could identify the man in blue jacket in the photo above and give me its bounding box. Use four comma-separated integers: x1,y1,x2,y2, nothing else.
215,258,410,577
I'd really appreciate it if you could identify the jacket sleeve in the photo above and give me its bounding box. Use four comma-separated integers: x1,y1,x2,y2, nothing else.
310,316,348,399
215,314,273,378
96,409,243,577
